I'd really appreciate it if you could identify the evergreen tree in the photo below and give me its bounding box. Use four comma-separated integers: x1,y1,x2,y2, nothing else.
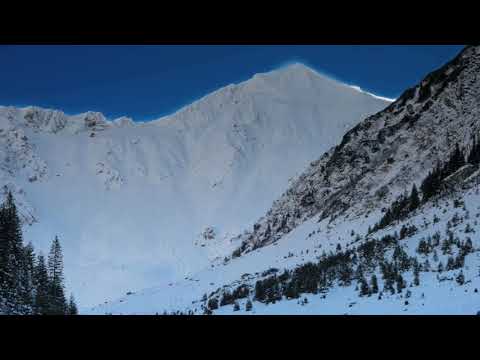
0,193,76,315
67,294,78,315
207,298,218,310
34,254,50,315
409,184,420,211
47,236,67,314
18,242,36,313
0,192,25,314
467,134,480,165
370,274,379,294
396,274,406,293
413,265,420,286
456,270,465,286
359,276,370,297
245,299,253,312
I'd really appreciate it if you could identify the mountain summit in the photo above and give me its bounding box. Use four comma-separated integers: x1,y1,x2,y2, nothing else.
87,46,480,316
0,64,390,306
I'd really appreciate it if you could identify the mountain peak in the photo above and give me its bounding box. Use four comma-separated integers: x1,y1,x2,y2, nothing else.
280,62,316,73
260,62,322,80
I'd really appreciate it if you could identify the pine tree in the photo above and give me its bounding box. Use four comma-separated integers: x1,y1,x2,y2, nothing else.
413,265,420,286
245,299,253,312
0,193,76,315
370,274,379,294
447,143,466,175
34,254,50,315
396,274,406,293
0,192,26,314
409,184,420,211
18,242,36,313
468,134,480,165
67,294,78,315
47,236,67,314
359,276,370,297
456,270,465,285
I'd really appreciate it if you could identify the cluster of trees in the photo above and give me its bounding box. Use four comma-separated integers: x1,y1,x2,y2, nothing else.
422,136,480,202
248,232,420,304
370,186,420,233
421,143,467,201
467,134,480,166
415,224,475,275
372,138,480,233
0,192,77,315
205,217,476,313
219,284,250,306
203,289,253,314
246,229,473,307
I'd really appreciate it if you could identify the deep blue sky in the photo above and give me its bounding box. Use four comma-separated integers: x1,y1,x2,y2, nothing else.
0,45,465,121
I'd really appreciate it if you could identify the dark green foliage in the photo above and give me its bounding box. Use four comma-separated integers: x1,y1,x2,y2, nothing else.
47,236,67,315
456,270,465,285
447,143,466,175
359,276,370,297
409,185,421,211
34,254,50,315
67,294,78,315
232,284,250,300
245,299,252,312
413,264,420,286
370,274,379,294
467,134,480,166
399,225,417,240
396,274,406,293
417,238,431,255
0,192,25,314
220,291,235,306
207,297,218,310
422,143,468,202
392,246,411,271
372,186,422,233
0,192,75,315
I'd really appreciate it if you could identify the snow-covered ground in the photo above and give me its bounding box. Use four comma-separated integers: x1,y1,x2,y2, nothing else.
87,185,480,315
0,63,390,307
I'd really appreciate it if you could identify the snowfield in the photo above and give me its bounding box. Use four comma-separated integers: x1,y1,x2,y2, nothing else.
0,63,390,307
87,186,480,315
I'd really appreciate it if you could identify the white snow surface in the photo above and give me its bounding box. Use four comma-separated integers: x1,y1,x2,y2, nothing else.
88,185,480,315
0,63,390,307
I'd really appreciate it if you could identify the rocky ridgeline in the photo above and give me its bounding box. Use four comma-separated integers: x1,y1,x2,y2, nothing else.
234,45,480,256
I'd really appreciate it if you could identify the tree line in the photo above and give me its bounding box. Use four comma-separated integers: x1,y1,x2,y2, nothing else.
204,211,476,312
372,136,480,233
0,192,77,315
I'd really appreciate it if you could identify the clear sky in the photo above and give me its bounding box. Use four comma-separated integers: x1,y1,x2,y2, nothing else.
0,45,465,122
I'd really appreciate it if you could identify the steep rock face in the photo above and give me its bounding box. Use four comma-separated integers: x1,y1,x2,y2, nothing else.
236,45,480,254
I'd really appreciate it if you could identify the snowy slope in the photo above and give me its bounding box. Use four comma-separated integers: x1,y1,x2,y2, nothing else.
0,63,389,307
87,178,480,315
87,45,480,315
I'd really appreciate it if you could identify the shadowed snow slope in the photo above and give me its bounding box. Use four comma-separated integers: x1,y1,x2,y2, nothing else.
0,63,389,306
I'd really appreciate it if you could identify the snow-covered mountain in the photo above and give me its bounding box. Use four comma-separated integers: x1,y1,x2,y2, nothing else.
0,63,390,307
88,45,480,315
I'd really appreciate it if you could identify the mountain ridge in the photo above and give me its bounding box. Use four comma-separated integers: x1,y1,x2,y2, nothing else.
86,46,480,315
0,63,390,306
232,45,480,255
